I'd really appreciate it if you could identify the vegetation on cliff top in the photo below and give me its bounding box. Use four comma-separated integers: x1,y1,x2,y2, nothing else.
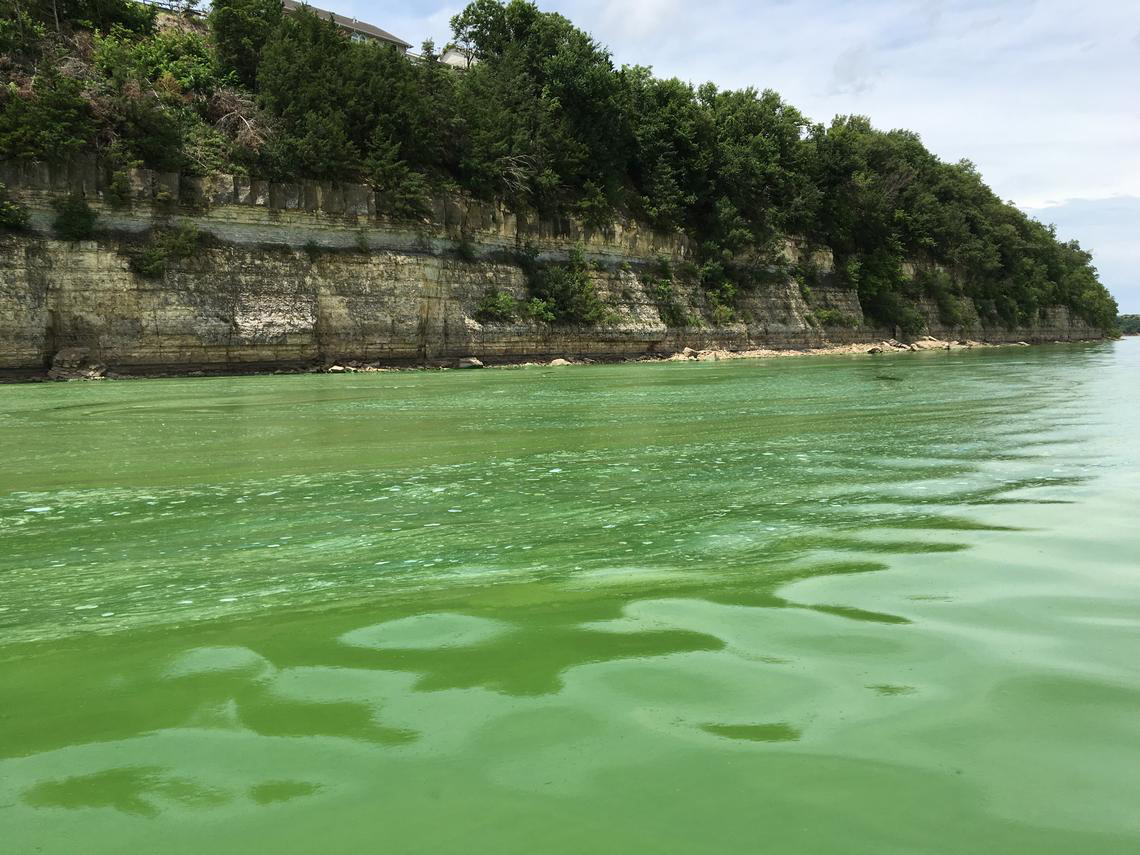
0,0,1118,331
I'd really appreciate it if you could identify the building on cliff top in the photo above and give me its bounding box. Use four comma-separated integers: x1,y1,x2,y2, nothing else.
281,0,411,52
440,46,478,69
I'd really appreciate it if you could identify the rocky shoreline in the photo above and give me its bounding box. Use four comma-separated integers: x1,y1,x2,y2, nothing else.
11,336,1102,383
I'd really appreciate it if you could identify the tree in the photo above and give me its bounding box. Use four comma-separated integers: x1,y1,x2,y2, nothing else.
450,0,629,212
210,0,281,89
0,71,94,161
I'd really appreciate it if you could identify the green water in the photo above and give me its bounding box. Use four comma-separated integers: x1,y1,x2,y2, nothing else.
2,341,1139,854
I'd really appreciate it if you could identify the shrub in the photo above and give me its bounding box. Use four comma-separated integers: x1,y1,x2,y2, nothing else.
129,222,202,278
0,72,95,162
524,246,613,326
474,289,558,324
115,96,185,173
916,269,967,327
933,292,966,327
575,180,613,231
0,7,45,58
523,297,556,323
365,130,431,219
793,259,820,302
677,260,700,281
651,278,690,327
51,196,97,240
105,170,133,209
94,24,220,95
896,306,926,338
475,289,518,323
0,183,29,231
812,308,858,328
710,300,737,325
55,0,156,34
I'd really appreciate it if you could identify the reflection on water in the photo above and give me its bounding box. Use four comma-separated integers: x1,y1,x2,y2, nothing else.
1,342,1139,853
700,722,801,742
24,767,229,817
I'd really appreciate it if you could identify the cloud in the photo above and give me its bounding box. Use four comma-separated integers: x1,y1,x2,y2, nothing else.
598,0,683,39
828,44,883,95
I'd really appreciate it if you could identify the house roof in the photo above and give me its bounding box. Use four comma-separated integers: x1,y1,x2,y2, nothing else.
281,0,412,49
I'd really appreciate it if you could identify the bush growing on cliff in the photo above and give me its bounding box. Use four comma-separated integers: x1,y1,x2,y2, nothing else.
523,297,556,323
915,268,968,328
104,170,133,209
650,278,691,327
0,7,46,59
51,196,97,240
0,183,30,231
811,308,858,328
129,222,202,278
0,71,95,162
94,24,221,95
474,288,559,324
526,247,613,326
366,133,432,219
475,289,518,323
708,299,737,326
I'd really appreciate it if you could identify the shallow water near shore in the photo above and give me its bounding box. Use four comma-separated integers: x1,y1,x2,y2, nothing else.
1,340,1138,853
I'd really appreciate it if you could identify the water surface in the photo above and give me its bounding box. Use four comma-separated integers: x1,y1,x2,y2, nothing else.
2,341,1139,853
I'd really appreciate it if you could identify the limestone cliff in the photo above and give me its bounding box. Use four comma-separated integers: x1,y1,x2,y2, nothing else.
0,159,1101,375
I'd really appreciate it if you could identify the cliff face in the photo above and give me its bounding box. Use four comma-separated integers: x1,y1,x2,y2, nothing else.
0,159,1101,374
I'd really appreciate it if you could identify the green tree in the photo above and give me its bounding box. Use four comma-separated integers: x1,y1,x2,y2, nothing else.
0,71,94,161
364,128,430,218
51,195,97,240
451,0,629,212
209,0,281,89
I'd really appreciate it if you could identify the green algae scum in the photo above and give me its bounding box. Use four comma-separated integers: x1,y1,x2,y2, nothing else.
2,341,1139,854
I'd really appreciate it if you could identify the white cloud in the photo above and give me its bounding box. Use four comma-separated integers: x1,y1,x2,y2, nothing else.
598,0,683,40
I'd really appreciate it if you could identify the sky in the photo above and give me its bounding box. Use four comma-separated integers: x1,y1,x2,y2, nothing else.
324,0,1139,310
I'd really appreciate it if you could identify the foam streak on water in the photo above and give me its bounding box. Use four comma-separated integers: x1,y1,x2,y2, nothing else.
1,341,1138,853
